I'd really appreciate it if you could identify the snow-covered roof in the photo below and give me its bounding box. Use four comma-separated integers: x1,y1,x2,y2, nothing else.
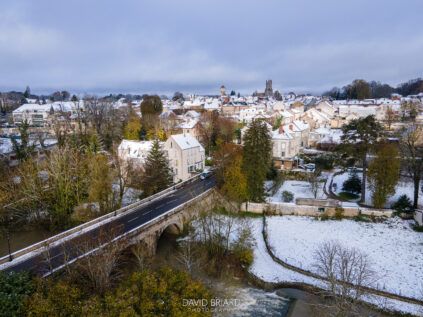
178,118,199,129
184,110,201,118
118,140,155,160
170,133,204,151
271,128,294,140
13,101,84,114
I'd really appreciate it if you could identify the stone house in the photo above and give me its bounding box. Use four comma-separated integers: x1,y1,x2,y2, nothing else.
163,133,205,182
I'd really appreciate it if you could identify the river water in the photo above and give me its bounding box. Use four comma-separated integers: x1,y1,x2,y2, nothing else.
154,232,294,317
0,228,50,258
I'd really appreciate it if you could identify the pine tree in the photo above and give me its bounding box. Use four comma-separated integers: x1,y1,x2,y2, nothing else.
10,121,36,162
368,144,401,208
340,115,383,202
141,139,172,196
242,119,271,202
342,171,362,194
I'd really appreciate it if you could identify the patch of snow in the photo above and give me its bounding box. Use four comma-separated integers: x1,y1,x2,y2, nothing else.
266,180,327,202
332,172,422,207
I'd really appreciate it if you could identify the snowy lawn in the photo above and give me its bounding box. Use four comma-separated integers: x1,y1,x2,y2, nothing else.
332,172,423,207
266,180,327,203
266,215,423,300
247,216,423,315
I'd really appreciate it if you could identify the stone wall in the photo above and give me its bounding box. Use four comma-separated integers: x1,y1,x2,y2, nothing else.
241,201,393,217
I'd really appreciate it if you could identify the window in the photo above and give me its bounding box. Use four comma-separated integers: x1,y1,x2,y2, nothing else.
281,152,285,157
318,208,325,213
170,142,173,148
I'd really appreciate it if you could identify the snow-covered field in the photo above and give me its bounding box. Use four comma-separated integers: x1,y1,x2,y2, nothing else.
246,216,423,315
332,172,423,207
266,215,423,301
266,180,327,203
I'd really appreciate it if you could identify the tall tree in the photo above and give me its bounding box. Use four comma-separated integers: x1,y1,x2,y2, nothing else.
140,139,172,196
221,154,249,210
10,121,36,162
384,105,396,130
242,119,271,202
88,153,114,214
368,145,401,208
340,115,383,203
348,79,371,100
123,112,142,140
399,125,423,208
214,143,242,187
140,95,162,116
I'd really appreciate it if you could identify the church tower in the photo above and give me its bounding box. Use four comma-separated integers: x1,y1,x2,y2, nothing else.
265,80,273,97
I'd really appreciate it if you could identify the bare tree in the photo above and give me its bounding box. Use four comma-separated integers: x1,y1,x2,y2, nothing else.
308,168,322,199
131,242,150,270
314,241,377,317
399,125,423,209
73,224,123,294
111,144,142,208
175,239,198,274
384,105,396,130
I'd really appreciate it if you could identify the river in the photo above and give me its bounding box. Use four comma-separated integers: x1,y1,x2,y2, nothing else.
0,227,50,258
154,232,295,316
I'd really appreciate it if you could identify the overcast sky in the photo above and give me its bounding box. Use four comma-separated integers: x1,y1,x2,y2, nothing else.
0,0,422,96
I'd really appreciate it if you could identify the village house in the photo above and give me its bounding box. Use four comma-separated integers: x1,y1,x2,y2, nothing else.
117,140,155,170
163,133,205,182
271,125,300,169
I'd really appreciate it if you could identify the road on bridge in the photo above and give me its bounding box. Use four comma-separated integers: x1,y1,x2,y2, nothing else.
2,176,215,276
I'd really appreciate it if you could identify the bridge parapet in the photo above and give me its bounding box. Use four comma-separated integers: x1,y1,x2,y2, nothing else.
0,174,201,266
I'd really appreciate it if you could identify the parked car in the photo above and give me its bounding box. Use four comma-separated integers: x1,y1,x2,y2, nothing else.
200,169,214,180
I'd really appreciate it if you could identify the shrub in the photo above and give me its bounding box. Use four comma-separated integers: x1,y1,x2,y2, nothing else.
314,154,335,170
234,249,254,267
354,211,370,223
391,195,414,214
320,214,329,221
334,207,344,220
0,271,34,317
282,191,294,202
342,172,362,194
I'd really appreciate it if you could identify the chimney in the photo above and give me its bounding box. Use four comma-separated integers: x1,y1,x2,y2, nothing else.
289,124,293,131
279,125,283,134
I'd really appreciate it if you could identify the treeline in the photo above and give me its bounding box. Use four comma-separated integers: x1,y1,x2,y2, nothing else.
323,78,423,100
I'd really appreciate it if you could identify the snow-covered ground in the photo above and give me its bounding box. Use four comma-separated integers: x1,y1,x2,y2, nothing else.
266,216,423,301
266,180,327,203
332,172,423,207
247,216,423,315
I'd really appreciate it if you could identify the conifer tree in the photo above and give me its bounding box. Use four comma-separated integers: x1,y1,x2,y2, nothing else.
141,139,172,196
10,121,36,162
340,115,383,202
242,119,271,202
368,144,401,208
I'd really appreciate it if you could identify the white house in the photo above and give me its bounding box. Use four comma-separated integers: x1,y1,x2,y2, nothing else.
163,133,205,182
118,140,155,168
271,125,299,169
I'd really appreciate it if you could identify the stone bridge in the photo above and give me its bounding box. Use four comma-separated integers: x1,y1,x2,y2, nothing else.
0,175,216,276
